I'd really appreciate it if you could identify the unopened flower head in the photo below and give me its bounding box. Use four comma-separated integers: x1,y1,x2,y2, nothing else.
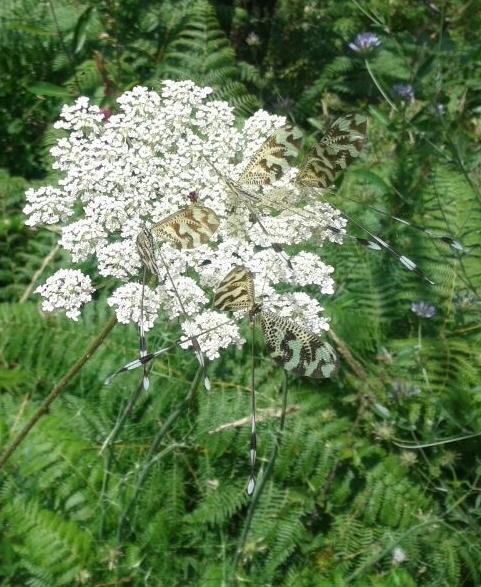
25,81,343,358
348,32,381,55
393,83,415,102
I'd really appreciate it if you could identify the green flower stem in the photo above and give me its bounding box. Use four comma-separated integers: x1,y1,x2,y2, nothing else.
19,243,60,303
364,58,398,111
0,315,117,471
47,0,82,93
392,430,481,449
346,481,479,583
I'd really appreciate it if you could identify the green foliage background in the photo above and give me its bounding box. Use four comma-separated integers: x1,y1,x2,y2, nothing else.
1,1,481,585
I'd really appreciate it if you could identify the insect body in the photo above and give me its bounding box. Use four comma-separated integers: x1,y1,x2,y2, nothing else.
135,204,220,391
213,265,338,378
214,264,337,494
208,113,460,284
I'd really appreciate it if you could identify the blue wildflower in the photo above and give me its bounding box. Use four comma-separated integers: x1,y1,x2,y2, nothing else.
348,32,381,55
411,301,436,318
393,83,415,102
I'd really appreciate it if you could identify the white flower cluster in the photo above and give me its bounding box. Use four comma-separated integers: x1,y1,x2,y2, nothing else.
180,310,244,360
25,80,344,357
107,283,160,331
24,186,76,226
35,269,94,320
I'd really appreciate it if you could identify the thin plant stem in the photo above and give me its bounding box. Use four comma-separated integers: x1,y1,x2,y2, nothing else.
19,244,60,303
351,0,385,30
392,430,481,449
116,365,203,540
345,518,435,583
0,316,117,471
329,328,369,383
444,134,481,205
232,372,289,577
364,59,397,111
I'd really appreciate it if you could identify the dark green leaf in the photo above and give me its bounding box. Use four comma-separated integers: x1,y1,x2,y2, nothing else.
72,7,94,55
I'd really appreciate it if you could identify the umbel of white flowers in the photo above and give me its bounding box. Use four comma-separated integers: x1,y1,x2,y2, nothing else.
24,81,345,359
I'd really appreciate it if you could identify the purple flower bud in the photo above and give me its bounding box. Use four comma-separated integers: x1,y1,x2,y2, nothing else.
411,301,436,318
392,84,415,102
348,32,381,55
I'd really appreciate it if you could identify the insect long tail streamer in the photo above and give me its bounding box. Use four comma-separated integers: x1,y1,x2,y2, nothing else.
105,318,236,385
233,372,289,573
139,265,150,391
247,318,257,495
157,248,211,391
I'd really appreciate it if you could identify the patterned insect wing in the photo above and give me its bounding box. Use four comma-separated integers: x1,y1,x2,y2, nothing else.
151,205,220,250
238,125,302,187
260,310,338,378
296,113,367,189
213,266,255,312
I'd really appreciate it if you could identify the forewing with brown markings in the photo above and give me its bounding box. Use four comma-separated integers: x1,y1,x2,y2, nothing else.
151,205,220,250
239,125,302,187
213,265,256,312
296,113,367,189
